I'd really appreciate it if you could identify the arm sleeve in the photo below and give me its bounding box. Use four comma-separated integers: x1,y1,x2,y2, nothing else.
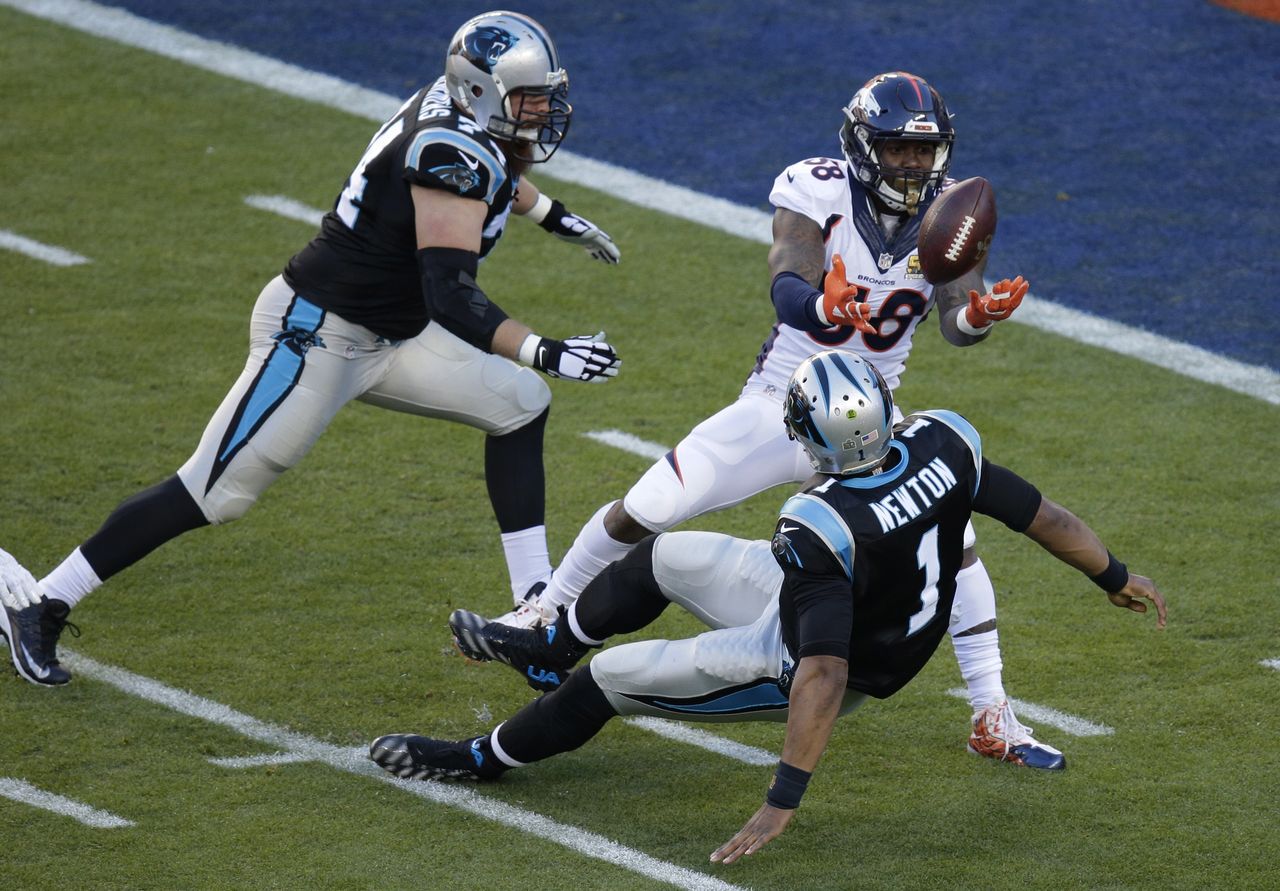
416,247,509,350
773,521,854,661
973,458,1042,532
771,272,829,331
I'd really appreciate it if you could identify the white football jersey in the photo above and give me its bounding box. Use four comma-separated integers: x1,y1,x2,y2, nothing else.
754,157,943,392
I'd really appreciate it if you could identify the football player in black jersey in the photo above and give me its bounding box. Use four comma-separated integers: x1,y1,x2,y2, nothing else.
0,11,623,686
369,350,1166,862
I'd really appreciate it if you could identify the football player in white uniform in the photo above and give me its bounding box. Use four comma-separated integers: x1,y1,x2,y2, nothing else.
455,71,1053,767
1,11,621,687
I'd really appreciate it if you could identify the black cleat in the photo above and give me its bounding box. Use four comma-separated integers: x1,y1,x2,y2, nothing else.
449,610,591,692
368,734,503,781
2,597,77,686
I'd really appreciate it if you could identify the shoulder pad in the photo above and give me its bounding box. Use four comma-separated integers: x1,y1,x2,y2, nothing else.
911,410,983,485
777,493,855,579
404,128,507,204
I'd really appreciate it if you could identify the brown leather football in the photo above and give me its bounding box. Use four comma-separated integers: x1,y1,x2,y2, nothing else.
916,177,997,284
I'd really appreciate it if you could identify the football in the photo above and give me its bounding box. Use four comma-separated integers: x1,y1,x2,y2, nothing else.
916,177,997,284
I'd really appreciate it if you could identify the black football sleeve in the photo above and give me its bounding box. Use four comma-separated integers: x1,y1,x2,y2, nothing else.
973,458,1042,532
773,520,853,662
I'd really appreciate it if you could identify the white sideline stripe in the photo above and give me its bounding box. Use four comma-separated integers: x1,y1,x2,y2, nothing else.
243,194,323,226
627,717,777,766
945,688,1113,737
1261,658,1280,671
5,0,1276,406
0,229,90,266
584,429,670,461
61,651,745,891
0,777,134,828
208,752,316,769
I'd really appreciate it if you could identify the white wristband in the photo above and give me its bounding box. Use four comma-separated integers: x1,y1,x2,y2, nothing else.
524,192,554,225
518,333,543,366
813,294,832,327
956,310,992,337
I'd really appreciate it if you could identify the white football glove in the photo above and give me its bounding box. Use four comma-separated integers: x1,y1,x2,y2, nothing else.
522,332,621,383
530,195,621,264
0,547,42,611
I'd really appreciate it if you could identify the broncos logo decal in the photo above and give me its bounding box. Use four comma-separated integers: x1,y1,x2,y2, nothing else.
462,26,518,72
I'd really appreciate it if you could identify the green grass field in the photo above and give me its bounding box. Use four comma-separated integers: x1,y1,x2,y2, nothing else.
2,11,1277,890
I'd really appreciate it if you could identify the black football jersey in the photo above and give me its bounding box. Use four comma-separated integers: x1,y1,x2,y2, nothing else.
283,77,517,340
771,410,1040,699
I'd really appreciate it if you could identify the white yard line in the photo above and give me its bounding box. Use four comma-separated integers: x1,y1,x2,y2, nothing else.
626,718,777,766
0,777,134,827
583,429,671,461
0,229,89,266
62,651,744,891
1261,658,1280,671
945,688,1113,736
5,0,1277,406
243,194,324,226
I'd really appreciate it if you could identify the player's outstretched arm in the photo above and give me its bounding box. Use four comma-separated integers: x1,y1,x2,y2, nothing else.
518,177,620,264
1022,496,1168,628
711,654,848,864
412,186,621,383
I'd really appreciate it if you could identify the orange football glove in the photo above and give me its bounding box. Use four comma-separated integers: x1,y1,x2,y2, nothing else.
965,275,1029,330
820,254,876,334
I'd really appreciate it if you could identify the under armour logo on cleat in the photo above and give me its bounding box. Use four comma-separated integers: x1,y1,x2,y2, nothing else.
527,667,561,687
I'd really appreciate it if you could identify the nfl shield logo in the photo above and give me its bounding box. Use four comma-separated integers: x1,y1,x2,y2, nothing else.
877,251,894,271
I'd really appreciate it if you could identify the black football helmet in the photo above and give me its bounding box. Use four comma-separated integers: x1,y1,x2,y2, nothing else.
840,71,954,214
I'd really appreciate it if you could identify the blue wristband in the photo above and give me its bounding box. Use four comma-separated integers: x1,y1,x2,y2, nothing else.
765,760,812,810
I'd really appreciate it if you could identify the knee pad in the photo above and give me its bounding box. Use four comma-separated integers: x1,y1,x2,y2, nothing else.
622,459,691,532
178,448,274,525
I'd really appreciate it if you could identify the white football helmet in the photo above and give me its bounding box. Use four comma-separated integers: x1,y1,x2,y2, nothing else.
784,351,895,475
445,11,571,163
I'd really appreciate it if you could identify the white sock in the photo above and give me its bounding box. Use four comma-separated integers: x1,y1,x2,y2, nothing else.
499,526,551,604
540,501,636,612
949,559,1005,711
39,547,102,609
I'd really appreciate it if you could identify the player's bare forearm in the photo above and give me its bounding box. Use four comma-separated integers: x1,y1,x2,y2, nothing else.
768,208,826,286
711,655,847,864
1023,497,1109,574
1023,496,1167,627
778,654,848,769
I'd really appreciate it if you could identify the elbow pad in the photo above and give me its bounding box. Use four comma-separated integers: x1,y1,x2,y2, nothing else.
417,247,509,351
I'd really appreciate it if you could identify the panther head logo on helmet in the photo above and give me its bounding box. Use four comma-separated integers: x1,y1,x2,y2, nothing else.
461,25,518,73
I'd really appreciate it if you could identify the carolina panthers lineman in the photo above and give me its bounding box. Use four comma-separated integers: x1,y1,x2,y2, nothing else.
376,351,1167,862
0,11,622,686
453,70,1051,767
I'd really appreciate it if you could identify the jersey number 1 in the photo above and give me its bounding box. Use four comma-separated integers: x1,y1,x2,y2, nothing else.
908,525,941,636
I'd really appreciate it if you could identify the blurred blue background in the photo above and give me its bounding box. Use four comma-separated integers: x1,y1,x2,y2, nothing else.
107,0,1279,370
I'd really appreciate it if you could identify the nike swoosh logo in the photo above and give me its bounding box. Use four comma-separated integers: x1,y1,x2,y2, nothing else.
459,152,480,170
20,640,49,678
778,523,799,534
786,172,795,183
536,345,547,368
